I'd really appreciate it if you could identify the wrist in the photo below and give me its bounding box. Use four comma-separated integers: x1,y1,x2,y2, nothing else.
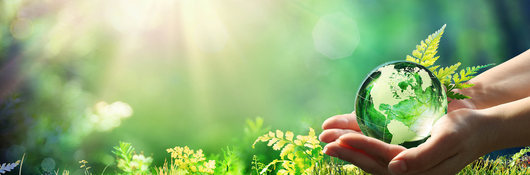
460,80,504,110
481,97,530,150
473,108,505,154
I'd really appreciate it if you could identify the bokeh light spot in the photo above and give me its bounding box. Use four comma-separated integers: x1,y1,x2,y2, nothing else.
6,145,26,162
89,114,100,123
92,101,133,132
194,20,229,52
313,12,360,59
10,18,33,39
100,154,115,165
109,101,133,118
41,158,56,172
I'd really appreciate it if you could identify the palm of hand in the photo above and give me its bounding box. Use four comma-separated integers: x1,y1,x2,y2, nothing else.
319,97,482,175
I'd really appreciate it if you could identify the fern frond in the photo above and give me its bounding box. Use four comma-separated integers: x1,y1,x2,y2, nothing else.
273,140,288,150
280,144,295,159
457,64,495,83
276,130,284,139
268,131,275,138
428,65,440,72
455,83,475,89
447,91,471,100
285,131,294,142
308,128,315,137
254,128,323,174
406,55,418,63
404,25,494,102
0,160,20,174
435,62,461,84
260,160,280,175
267,138,279,147
406,24,446,68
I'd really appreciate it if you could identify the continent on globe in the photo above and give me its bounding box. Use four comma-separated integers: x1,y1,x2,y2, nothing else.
355,61,447,148
387,119,417,145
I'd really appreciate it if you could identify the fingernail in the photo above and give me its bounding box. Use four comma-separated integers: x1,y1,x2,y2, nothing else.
389,160,407,175
323,147,338,158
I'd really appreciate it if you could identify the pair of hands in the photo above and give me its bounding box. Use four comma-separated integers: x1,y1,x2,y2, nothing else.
319,99,500,175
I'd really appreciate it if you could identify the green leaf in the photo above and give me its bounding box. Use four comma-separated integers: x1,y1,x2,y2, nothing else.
510,147,530,167
455,83,475,89
406,55,418,63
435,62,461,84
260,160,279,175
405,25,495,103
447,91,471,100
267,138,279,147
273,140,288,150
280,144,295,160
406,24,446,68
457,64,495,83
428,65,440,73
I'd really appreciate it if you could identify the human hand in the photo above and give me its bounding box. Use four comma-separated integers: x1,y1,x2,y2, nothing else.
387,108,500,175
319,112,406,175
319,95,482,174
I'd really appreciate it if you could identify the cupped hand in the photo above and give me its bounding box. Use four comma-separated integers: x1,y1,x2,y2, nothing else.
319,96,485,175
388,108,500,175
319,112,406,175
385,94,490,174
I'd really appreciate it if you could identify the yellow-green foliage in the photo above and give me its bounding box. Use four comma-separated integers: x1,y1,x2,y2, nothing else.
406,24,494,101
79,160,92,175
405,24,445,68
112,142,153,174
158,146,216,175
510,147,530,167
252,128,323,175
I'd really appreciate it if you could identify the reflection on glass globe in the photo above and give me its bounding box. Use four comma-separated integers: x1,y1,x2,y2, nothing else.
355,61,447,148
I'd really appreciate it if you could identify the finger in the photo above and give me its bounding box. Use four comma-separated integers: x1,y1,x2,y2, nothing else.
319,129,362,143
324,142,392,175
322,113,361,131
336,133,406,165
388,133,460,174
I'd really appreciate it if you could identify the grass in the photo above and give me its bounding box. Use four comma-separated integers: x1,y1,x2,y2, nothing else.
2,118,530,175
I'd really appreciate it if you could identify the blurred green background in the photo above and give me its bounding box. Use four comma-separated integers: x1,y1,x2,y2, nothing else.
1,0,530,173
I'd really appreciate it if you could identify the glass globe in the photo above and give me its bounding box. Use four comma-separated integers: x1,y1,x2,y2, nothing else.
355,61,447,148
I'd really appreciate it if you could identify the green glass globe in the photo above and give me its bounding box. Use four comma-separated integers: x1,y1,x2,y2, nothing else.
355,61,447,148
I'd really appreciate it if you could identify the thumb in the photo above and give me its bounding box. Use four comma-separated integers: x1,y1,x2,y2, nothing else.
388,151,408,174
387,136,458,174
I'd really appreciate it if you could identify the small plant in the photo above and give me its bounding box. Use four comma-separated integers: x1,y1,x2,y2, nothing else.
79,160,92,175
112,142,153,174
251,155,266,175
57,170,70,175
405,24,494,101
510,147,530,167
239,117,272,174
0,160,21,174
252,127,323,175
215,146,243,174
112,142,133,172
158,146,216,175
